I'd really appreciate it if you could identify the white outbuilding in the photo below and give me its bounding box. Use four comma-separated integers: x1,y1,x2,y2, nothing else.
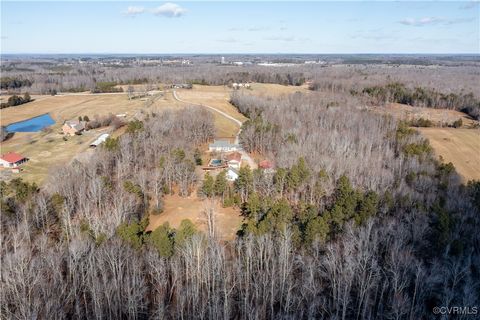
90,133,110,148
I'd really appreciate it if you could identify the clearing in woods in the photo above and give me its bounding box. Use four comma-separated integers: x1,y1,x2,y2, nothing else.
418,128,480,181
146,193,243,241
367,103,478,127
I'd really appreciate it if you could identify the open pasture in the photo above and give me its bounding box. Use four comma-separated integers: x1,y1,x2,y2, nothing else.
418,128,480,181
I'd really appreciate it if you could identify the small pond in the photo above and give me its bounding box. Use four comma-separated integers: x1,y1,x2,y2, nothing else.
6,114,55,132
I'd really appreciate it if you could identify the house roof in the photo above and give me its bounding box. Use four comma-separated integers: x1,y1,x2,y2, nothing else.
1,152,26,163
259,160,274,169
210,140,233,147
226,152,242,162
65,120,85,131
227,168,239,175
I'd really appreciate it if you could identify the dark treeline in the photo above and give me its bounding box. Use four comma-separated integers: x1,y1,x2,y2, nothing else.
0,76,33,90
0,92,32,109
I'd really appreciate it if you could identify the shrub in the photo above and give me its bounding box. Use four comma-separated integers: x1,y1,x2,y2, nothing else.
452,118,463,128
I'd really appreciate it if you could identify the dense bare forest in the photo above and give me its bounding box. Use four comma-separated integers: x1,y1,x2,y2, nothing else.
0,55,479,319
2,68,480,318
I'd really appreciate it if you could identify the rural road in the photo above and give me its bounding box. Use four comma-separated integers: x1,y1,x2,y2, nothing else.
172,90,257,169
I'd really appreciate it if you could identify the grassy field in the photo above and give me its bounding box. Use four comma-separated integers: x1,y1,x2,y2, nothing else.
0,127,109,184
248,82,309,97
418,128,480,181
367,103,478,127
146,193,243,241
175,85,246,138
0,93,145,125
0,92,181,184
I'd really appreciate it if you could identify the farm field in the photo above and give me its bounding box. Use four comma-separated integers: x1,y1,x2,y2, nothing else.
418,128,480,181
0,127,106,184
0,92,180,183
146,193,243,241
367,103,478,127
1,93,144,125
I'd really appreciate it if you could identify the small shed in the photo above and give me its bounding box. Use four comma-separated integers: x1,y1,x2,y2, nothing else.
90,133,110,148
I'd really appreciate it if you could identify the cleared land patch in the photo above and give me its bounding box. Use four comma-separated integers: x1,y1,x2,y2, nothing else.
418,128,480,181
146,193,243,241
366,103,478,127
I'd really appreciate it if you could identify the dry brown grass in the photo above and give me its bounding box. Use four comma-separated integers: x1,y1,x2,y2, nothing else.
0,127,109,184
175,85,246,138
0,93,181,184
248,83,309,97
0,93,146,125
418,128,480,181
367,103,478,127
146,193,243,240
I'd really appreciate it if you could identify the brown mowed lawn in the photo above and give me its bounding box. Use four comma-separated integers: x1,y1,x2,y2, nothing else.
0,93,180,184
0,94,145,126
146,193,243,241
418,128,480,181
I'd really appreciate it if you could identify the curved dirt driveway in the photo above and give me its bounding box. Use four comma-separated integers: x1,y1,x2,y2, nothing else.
172,90,257,169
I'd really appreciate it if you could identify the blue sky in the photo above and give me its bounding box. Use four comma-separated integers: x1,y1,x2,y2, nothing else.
1,1,479,54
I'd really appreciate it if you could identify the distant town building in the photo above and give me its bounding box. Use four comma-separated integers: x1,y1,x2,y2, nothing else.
226,168,239,181
90,133,110,148
172,83,193,89
221,56,226,64
231,83,251,90
0,152,27,168
62,120,86,136
209,140,240,153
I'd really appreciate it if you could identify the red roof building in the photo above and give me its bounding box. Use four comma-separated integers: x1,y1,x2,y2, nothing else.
0,152,27,168
259,160,274,169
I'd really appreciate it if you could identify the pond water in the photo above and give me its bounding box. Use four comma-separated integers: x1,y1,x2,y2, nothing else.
6,114,55,132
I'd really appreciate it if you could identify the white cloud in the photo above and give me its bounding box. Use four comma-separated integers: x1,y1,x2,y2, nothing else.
248,26,269,32
399,17,475,26
264,36,308,42
216,38,238,43
151,3,187,18
123,6,145,17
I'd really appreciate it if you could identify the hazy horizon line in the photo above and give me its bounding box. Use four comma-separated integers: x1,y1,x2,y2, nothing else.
2,52,479,56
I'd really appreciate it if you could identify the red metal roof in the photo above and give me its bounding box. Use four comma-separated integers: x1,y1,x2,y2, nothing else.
1,152,26,164
259,160,274,169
